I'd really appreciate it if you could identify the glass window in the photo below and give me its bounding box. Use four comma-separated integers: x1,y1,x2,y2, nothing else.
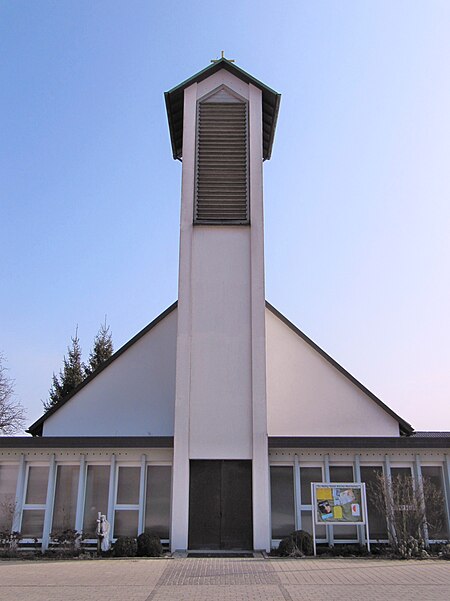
0,464,19,532
329,466,354,483
360,466,388,539
145,466,171,539
83,465,109,537
421,466,449,539
301,511,326,538
25,466,49,505
52,465,79,532
329,466,356,540
114,510,139,538
117,467,140,505
390,467,414,499
300,467,322,505
390,467,412,479
270,466,295,539
21,509,45,538
333,523,358,540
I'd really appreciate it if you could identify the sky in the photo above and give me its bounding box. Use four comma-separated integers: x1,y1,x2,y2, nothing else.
1,0,449,433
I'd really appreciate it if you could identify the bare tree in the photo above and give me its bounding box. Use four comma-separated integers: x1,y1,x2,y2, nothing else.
0,354,26,435
369,471,446,558
0,496,21,555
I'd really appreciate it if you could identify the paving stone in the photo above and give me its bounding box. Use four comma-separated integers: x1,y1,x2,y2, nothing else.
0,556,449,601
149,584,286,601
0,585,152,601
285,584,449,601
158,557,278,585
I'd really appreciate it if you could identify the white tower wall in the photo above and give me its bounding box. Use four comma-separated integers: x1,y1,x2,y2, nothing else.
171,70,270,551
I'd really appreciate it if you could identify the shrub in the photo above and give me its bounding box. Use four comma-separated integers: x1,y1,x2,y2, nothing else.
278,530,314,557
137,532,163,557
113,536,137,557
50,529,82,556
325,544,369,557
439,543,450,560
0,530,20,557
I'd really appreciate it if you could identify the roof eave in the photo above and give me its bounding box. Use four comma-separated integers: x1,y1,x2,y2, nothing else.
164,91,181,161
165,58,280,97
264,92,281,161
0,436,174,448
268,436,450,449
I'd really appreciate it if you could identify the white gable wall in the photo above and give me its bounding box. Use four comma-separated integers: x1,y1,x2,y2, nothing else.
266,308,400,437
43,308,177,436
42,305,401,438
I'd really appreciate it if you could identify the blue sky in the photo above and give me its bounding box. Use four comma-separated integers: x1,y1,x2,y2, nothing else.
1,0,449,432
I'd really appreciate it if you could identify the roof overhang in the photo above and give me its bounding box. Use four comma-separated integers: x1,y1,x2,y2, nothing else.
269,436,450,449
1,435,447,450
165,58,281,161
0,436,174,449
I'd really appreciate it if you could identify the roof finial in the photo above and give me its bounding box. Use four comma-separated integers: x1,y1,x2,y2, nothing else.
211,50,235,64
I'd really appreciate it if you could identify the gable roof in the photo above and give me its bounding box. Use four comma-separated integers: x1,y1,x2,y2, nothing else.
27,300,414,437
266,302,414,435
27,302,177,437
165,58,281,161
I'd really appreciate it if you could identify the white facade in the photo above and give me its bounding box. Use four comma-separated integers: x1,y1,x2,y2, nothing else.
1,442,449,551
1,59,449,553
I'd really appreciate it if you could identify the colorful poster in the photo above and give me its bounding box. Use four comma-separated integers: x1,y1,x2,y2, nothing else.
313,483,366,525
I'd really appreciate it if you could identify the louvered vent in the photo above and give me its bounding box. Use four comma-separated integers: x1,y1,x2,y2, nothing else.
195,91,248,224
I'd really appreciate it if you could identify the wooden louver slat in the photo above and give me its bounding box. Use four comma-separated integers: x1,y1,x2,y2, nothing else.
195,101,248,223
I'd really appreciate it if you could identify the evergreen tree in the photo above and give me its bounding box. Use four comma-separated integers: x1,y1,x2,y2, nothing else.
43,328,85,412
85,318,113,375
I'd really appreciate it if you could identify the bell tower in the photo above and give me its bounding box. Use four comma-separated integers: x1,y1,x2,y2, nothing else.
165,58,280,551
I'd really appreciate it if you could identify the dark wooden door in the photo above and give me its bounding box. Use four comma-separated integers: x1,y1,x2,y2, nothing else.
189,460,253,550
188,460,222,549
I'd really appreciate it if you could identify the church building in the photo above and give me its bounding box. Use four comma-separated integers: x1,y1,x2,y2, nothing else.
1,59,449,552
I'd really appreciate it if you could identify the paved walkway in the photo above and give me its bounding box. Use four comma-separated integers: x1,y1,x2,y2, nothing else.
0,556,449,601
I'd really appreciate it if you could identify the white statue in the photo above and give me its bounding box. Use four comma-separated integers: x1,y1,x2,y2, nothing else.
96,512,111,552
